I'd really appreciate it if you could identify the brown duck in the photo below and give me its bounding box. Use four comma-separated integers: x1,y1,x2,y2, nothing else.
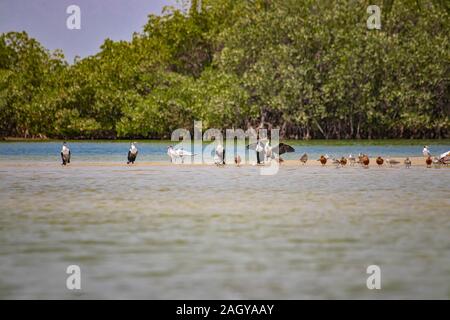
318,155,327,166
376,156,384,166
426,156,432,168
362,155,370,167
340,157,347,166
234,155,242,167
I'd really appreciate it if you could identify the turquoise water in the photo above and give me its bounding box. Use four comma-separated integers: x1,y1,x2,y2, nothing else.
0,141,449,162
0,142,449,299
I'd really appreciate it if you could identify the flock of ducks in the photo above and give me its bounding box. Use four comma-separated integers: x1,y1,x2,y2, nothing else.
60,142,450,168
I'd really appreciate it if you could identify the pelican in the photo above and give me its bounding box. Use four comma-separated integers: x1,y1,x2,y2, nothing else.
404,157,412,168
214,143,225,165
247,140,294,163
439,151,450,164
299,153,308,165
423,146,431,157
60,142,71,165
127,142,138,164
264,140,274,162
439,154,450,165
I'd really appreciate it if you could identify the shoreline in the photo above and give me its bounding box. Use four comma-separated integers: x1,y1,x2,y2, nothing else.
1,137,450,146
0,157,447,168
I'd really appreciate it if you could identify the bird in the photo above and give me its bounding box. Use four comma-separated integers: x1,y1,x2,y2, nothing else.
438,151,450,165
299,153,308,165
167,146,178,163
127,142,138,164
214,143,226,165
376,156,384,166
386,158,400,167
60,142,71,165
331,157,340,166
348,154,356,166
404,157,412,168
246,139,265,164
247,140,294,163
423,146,431,157
339,157,347,166
432,157,441,167
272,142,295,162
263,140,273,162
167,146,195,164
425,156,432,168
234,155,242,167
439,151,450,160
318,155,327,166
361,154,370,167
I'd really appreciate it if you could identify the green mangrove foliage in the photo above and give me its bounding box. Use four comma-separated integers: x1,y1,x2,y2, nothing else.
0,0,448,139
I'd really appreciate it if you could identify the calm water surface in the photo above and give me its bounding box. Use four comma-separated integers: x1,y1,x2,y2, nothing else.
0,142,449,299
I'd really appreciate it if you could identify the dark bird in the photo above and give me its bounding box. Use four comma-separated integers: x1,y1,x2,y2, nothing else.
340,157,347,166
362,155,370,167
318,155,327,166
247,140,295,163
376,156,384,166
234,155,242,167
60,142,71,165
426,156,432,168
299,153,308,165
404,157,412,168
127,142,138,164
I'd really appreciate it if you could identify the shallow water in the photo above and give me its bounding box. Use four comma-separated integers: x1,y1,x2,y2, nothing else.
0,142,449,299
1,141,449,162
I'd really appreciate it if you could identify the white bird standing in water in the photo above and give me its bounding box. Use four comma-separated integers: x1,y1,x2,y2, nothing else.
423,145,431,157
214,143,225,165
263,140,273,162
127,142,138,164
60,142,71,165
167,146,195,164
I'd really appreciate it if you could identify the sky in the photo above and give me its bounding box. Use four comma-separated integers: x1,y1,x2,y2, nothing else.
0,0,180,63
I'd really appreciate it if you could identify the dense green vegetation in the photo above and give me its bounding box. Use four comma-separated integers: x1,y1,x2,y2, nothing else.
0,0,448,139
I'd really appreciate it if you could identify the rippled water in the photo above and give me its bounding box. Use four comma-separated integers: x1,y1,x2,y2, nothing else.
0,142,449,299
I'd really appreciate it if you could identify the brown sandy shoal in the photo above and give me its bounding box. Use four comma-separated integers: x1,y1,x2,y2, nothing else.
0,157,447,169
